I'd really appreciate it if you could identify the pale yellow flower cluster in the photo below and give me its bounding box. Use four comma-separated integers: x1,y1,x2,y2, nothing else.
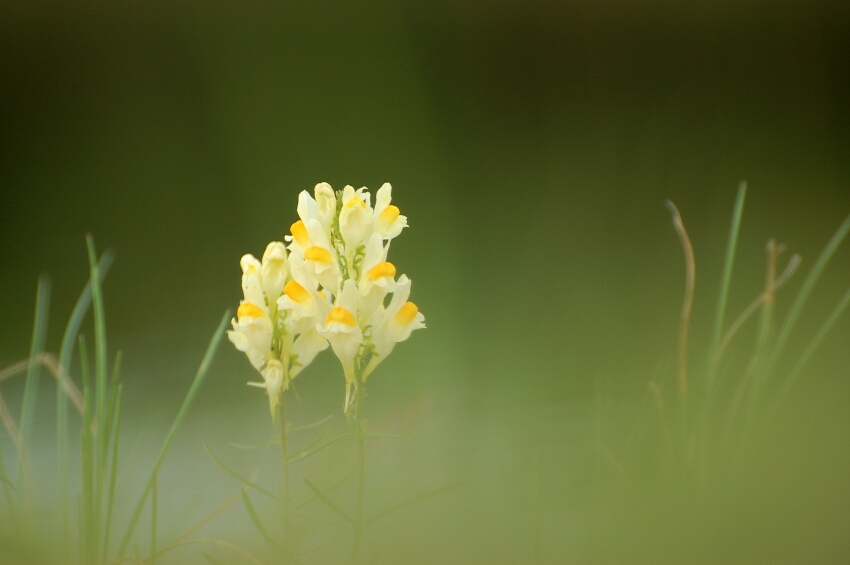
228,183,425,416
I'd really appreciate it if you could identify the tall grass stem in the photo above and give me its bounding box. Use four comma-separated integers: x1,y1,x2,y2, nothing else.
116,310,230,558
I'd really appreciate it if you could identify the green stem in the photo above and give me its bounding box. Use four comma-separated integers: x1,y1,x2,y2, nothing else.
352,375,365,565
279,398,290,565
116,310,230,558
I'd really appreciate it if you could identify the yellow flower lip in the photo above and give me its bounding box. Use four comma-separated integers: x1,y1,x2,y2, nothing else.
394,302,418,325
366,261,396,281
379,204,400,224
290,220,309,246
237,302,265,319
305,246,333,263
327,306,357,327
344,197,367,210
284,280,310,305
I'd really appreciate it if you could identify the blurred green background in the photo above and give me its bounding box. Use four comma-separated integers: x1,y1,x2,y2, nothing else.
2,2,850,563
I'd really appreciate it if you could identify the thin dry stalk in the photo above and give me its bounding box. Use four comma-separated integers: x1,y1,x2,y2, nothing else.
666,200,695,395
0,353,84,414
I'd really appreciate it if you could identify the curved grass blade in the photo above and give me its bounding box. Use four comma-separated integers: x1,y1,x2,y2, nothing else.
203,442,281,502
241,489,282,552
291,414,333,431
0,473,15,490
302,477,355,525
365,481,468,526
771,212,850,368
229,438,276,450
286,426,329,460
287,432,351,465
117,310,230,558
666,200,695,396
779,286,850,403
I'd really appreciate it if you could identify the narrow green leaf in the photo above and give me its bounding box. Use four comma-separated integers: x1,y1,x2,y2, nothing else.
366,481,467,526
229,439,276,450
0,473,16,491
18,273,51,497
85,236,109,497
772,213,850,366
294,470,354,511
57,248,113,565
286,426,329,459
79,335,97,563
713,181,747,354
288,432,351,465
291,414,333,431
203,442,281,503
302,477,355,525
780,286,850,402
101,385,123,564
117,310,231,558
241,489,282,552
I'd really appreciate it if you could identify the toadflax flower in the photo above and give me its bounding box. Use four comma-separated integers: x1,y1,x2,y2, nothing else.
288,182,424,411
228,241,329,417
230,181,423,416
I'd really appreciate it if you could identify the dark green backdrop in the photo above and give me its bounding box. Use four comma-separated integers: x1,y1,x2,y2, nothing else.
2,2,849,563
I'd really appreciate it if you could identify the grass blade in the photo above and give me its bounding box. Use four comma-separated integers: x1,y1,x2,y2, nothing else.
713,181,747,354
79,335,98,564
85,236,110,539
302,477,355,525
101,385,123,564
771,213,850,367
291,414,333,431
0,473,15,490
779,286,850,403
366,481,467,526
203,442,282,502
57,248,115,555
241,489,282,552
288,432,351,465
116,310,231,558
294,470,354,511
18,274,51,506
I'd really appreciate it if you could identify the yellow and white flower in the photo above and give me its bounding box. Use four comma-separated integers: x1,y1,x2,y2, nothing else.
362,275,425,380
229,181,422,416
357,232,398,320
318,279,363,408
372,183,408,240
228,242,328,416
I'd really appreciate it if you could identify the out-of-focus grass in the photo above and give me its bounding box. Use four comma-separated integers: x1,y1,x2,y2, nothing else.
3,189,850,564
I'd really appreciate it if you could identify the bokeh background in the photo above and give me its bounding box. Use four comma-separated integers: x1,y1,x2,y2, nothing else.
2,2,850,563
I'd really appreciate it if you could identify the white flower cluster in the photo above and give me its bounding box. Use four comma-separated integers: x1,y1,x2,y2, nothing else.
227,183,425,416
